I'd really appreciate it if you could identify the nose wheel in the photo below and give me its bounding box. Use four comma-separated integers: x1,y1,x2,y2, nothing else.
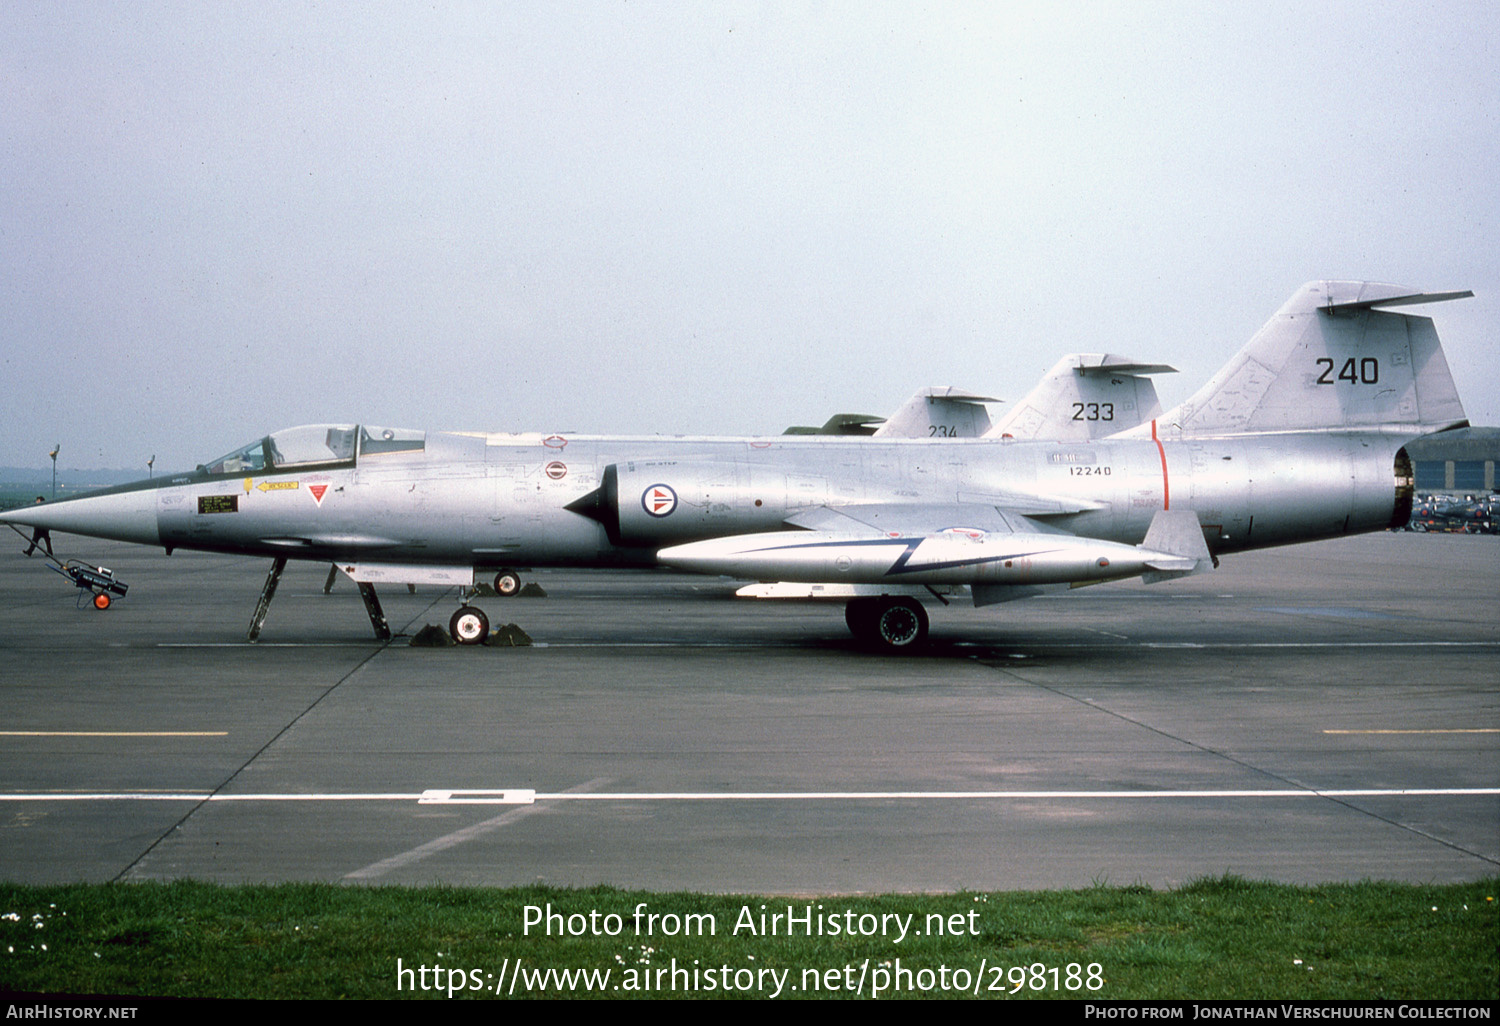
449,605,490,645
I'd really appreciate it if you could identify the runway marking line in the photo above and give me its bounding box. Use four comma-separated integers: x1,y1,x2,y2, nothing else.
1323,729,1499,735
152,641,1500,651
1,787,1494,804
0,731,227,737
345,778,611,881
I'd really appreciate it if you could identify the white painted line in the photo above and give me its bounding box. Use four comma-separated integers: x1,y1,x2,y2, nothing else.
521,788,1500,801
0,793,421,802
0,731,227,737
151,640,1500,651
1136,642,1498,649
419,789,537,805
0,793,216,802
1324,729,1500,735
539,641,1500,649
1,787,1494,803
157,643,381,648
345,778,609,881
344,803,552,881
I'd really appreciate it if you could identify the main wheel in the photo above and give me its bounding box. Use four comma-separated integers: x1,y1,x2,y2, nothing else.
871,597,928,651
493,570,522,597
449,605,490,645
92,592,112,611
844,598,879,641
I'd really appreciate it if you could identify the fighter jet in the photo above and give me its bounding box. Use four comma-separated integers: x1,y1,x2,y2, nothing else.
987,354,1175,441
873,387,999,438
789,354,1172,443
741,360,1171,600
1,281,1471,650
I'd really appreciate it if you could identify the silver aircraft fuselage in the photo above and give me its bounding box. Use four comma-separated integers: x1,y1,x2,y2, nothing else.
36,427,1407,569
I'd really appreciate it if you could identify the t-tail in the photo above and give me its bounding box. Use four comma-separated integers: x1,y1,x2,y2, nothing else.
1142,281,1470,439
987,353,1176,441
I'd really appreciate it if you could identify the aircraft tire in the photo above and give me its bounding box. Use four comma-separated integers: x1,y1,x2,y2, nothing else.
494,571,522,597
844,598,879,642
872,597,928,651
449,606,490,645
92,592,112,611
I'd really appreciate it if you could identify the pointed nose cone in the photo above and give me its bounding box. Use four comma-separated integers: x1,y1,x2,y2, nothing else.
0,486,161,547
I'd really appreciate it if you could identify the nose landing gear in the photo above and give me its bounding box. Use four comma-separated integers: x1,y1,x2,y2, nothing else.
449,605,490,645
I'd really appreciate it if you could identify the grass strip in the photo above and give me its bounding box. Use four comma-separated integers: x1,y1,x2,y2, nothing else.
1,876,1494,1000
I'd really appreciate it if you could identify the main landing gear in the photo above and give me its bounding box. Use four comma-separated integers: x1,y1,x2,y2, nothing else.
844,596,929,651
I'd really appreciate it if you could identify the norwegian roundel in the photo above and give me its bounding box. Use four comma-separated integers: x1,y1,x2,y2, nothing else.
642,484,677,518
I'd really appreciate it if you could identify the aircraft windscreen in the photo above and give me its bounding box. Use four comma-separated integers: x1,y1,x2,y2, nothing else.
203,439,268,475
266,425,357,467
202,425,358,475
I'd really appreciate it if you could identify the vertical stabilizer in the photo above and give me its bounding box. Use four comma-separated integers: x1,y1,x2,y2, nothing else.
873,387,997,438
1156,282,1469,437
986,354,1175,441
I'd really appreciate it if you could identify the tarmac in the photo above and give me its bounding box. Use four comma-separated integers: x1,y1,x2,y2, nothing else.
0,529,1495,891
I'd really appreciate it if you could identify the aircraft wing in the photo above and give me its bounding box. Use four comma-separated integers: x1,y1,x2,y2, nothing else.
785,502,1045,537
784,493,1105,537
260,534,404,551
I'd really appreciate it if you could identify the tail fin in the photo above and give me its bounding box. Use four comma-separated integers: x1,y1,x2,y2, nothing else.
873,387,996,438
986,354,1175,441
1157,281,1469,437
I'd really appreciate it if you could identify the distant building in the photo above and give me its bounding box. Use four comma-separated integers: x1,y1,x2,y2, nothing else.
1405,426,1499,494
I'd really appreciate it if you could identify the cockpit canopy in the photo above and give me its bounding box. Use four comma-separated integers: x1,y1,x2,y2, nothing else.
201,425,424,475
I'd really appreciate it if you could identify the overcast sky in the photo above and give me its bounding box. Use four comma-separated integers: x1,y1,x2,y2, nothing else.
3,1,1495,472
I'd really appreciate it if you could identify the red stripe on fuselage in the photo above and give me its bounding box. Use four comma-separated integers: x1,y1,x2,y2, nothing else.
1151,419,1170,510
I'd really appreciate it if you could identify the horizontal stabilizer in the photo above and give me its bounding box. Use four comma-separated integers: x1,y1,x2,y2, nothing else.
1321,286,1473,312
904,386,999,402
1074,356,1177,377
783,413,885,436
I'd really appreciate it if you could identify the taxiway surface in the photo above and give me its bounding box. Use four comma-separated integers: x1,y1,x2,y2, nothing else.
0,530,1495,891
